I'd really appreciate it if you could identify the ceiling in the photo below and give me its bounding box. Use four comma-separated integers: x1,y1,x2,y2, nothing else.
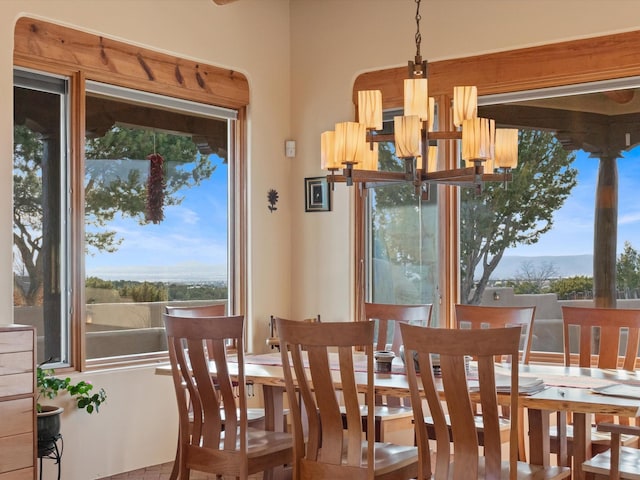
480,86,640,159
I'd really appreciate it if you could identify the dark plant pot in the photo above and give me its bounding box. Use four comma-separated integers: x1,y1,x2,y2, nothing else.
37,405,64,457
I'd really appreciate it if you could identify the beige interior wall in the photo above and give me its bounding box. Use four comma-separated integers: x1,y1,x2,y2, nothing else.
1,0,290,478
3,0,640,478
289,0,640,323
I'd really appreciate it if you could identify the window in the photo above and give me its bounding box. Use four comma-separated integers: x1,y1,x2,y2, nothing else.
13,70,236,366
354,28,640,343
460,79,640,358
13,69,70,366
364,113,440,323
13,17,249,370
83,82,235,361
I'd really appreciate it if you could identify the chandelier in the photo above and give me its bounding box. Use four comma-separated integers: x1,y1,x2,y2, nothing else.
320,0,518,195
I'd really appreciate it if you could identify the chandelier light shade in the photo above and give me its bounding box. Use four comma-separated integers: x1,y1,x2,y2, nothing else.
321,0,515,193
335,121,367,165
461,117,494,162
358,90,383,130
495,128,519,169
453,86,478,128
320,130,340,170
418,145,438,171
404,78,429,121
361,143,379,171
394,115,422,158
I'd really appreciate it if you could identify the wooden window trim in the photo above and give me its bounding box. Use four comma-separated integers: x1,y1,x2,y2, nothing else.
352,29,640,328
13,17,248,370
14,17,249,110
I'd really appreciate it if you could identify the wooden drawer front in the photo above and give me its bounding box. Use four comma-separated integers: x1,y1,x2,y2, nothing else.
0,433,33,474
0,373,33,398
0,352,33,376
0,398,33,437
0,331,33,355
0,467,34,480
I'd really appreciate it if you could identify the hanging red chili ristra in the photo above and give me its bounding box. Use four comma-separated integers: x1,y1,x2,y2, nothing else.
145,153,165,224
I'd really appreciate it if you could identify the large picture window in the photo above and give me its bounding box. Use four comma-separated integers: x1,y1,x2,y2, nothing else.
14,72,237,367
13,18,248,370
460,80,640,359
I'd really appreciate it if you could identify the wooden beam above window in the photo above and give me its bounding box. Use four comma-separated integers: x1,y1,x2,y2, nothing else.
14,17,249,110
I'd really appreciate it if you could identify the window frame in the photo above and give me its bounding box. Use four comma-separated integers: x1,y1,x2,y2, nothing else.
353,29,640,331
14,17,249,371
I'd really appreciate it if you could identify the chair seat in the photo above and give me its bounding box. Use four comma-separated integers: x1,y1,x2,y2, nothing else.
447,458,570,479
366,442,418,477
187,428,293,476
188,407,266,428
340,405,415,442
549,424,639,453
341,404,414,421
302,441,418,479
425,414,511,443
225,427,293,458
223,407,266,426
582,445,640,479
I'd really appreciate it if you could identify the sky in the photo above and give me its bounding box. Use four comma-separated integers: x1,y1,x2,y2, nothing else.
85,154,228,283
84,144,640,283
503,146,640,258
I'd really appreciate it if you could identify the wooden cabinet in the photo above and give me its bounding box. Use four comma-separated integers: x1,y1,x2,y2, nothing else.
0,325,36,480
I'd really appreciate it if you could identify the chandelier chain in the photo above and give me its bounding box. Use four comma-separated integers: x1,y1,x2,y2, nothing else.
414,0,422,58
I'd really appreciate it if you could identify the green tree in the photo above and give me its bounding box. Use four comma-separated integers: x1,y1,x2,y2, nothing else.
460,130,578,304
616,241,640,298
548,275,593,299
13,125,215,305
129,282,168,302
507,280,542,295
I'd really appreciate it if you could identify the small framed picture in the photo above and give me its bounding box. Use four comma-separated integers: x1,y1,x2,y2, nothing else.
305,176,331,212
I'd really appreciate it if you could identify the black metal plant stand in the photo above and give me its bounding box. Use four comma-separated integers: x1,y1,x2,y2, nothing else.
38,433,63,480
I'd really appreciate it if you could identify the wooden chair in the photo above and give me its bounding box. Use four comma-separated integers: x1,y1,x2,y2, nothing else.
276,317,418,480
549,306,640,466
401,323,571,480
164,304,265,480
582,423,640,479
426,304,536,460
164,313,292,479
359,302,432,442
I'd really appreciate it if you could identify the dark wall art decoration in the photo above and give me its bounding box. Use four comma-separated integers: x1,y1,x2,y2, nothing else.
268,189,279,212
305,177,331,212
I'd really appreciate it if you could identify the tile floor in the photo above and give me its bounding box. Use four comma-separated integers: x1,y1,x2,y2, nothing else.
97,462,263,479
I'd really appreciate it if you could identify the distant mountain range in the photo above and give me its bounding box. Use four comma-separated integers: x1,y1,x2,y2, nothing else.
489,254,593,280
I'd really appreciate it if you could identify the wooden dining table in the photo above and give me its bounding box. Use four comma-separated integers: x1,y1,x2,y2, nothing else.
156,353,640,480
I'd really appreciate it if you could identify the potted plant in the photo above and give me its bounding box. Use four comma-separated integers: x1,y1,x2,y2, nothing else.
36,366,107,455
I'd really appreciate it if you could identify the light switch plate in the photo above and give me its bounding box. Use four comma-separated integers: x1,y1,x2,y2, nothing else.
285,140,296,158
